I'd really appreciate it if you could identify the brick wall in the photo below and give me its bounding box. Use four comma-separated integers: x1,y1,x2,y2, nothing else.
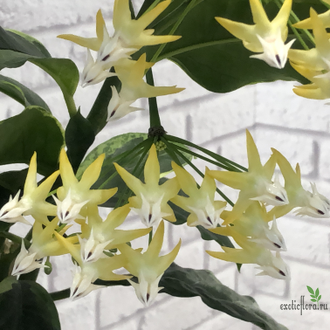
1,1,330,329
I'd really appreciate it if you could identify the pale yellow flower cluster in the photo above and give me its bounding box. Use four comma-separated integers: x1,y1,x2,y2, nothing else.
206,130,330,279
58,0,183,120
0,148,180,305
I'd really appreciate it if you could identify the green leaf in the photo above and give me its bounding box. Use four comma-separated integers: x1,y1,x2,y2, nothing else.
142,0,328,93
0,50,79,115
0,169,27,195
0,74,50,112
310,294,316,298
160,263,288,330
310,299,317,302
307,286,314,294
65,111,95,173
168,200,190,225
0,27,50,58
0,106,64,175
315,288,319,297
6,29,51,58
77,132,148,178
77,133,150,207
317,295,322,301
197,225,234,248
87,75,121,135
0,276,61,330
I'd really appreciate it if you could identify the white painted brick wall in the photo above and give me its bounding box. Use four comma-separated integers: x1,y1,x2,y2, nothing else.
1,1,330,329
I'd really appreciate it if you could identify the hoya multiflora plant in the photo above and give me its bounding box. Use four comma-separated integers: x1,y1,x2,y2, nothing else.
1,0,330,329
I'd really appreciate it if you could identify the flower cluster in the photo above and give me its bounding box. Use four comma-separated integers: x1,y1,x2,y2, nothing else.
216,0,330,101
205,130,330,279
0,149,180,304
58,0,184,120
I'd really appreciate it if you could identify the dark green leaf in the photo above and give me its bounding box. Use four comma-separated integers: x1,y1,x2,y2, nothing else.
0,51,79,111
307,286,314,294
160,263,288,330
0,106,64,175
168,200,190,225
65,111,95,173
0,276,60,330
87,75,121,135
0,28,50,58
0,169,27,195
197,225,234,248
0,74,50,112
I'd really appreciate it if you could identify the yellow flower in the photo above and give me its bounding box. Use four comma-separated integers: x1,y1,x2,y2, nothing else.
170,163,226,228
117,221,181,306
54,149,117,223
77,204,151,263
216,0,294,68
268,149,330,219
54,231,130,299
208,130,288,224
289,9,330,99
211,202,286,252
207,231,290,280
58,1,180,86
107,54,184,121
114,144,180,228
0,152,59,225
292,9,330,30
12,218,77,276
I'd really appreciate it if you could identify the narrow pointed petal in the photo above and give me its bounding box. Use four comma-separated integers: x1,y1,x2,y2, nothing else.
24,152,37,195
215,17,258,52
57,35,101,51
250,0,270,28
145,221,164,260
271,0,292,28
60,149,77,187
136,0,171,31
144,145,160,187
114,163,144,195
172,162,198,196
80,154,105,190
246,130,263,173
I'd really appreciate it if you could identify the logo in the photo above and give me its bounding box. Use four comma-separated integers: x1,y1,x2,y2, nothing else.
279,286,328,315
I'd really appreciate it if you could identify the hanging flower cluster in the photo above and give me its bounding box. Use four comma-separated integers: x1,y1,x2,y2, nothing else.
205,130,330,279
0,149,180,304
58,0,184,120
216,0,330,101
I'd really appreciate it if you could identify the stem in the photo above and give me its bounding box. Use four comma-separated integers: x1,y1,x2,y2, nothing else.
0,232,28,245
148,229,153,245
50,288,70,301
97,138,152,190
150,0,198,63
115,140,153,207
174,143,234,172
65,95,78,118
164,140,234,206
146,68,161,128
166,135,247,172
